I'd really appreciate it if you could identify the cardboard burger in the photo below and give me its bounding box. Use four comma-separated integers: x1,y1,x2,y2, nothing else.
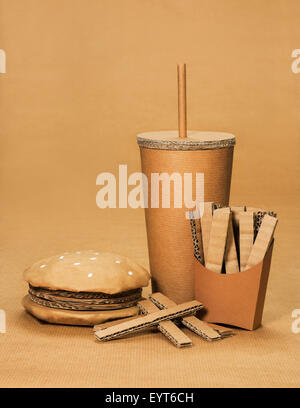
22,250,150,326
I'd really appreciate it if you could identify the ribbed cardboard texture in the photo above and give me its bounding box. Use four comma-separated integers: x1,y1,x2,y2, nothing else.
194,241,274,330
139,142,234,303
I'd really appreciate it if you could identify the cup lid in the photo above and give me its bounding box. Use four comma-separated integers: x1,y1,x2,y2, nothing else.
137,130,236,151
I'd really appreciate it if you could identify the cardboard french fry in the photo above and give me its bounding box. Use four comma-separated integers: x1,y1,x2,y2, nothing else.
94,300,203,342
246,214,277,269
149,292,231,341
254,211,277,239
230,206,245,256
239,211,254,271
208,323,234,338
213,208,239,274
138,299,192,347
93,316,138,331
213,208,238,274
245,206,263,213
205,211,230,274
230,206,245,228
225,216,240,274
200,202,213,265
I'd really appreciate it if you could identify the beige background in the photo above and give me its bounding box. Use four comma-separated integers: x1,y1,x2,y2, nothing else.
0,0,299,387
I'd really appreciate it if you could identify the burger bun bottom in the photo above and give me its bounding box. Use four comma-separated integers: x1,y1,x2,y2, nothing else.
22,295,139,326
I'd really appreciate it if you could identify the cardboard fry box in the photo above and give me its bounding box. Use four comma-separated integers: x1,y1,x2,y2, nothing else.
194,240,274,330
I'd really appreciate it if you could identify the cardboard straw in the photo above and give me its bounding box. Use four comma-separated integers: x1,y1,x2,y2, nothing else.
177,63,187,138
94,300,203,342
205,210,230,273
149,292,230,341
239,211,254,271
246,214,277,269
138,299,192,347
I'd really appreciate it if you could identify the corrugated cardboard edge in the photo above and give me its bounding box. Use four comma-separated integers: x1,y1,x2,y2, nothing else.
189,214,202,263
23,295,139,326
137,137,236,151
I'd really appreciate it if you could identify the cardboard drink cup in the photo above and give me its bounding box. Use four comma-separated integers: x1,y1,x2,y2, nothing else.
137,130,236,303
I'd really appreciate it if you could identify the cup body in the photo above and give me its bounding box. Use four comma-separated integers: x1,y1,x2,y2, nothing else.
138,132,235,303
